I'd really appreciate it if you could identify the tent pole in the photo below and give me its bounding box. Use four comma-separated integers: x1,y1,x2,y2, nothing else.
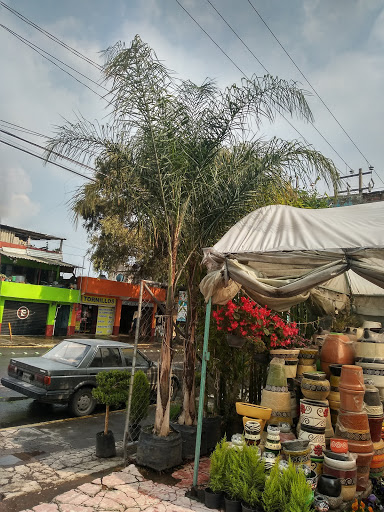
193,297,212,487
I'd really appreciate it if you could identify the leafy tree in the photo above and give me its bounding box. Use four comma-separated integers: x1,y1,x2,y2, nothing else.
46,35,338,435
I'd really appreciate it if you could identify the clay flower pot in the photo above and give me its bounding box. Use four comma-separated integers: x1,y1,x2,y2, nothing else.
368,416,384,443
299,347,319,365
235,402,272,420
339,387,365,412
317,475,342,498
339,365,364,391
322,464,357,501
281,439,311,466
300,399,329,428
323,454,357,471
330,438,348,453
337,409,370,432
321,334,355,378
301,372,330,401
343,438,374,453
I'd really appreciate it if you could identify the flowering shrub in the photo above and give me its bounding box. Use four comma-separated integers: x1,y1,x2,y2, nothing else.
212,296,299,352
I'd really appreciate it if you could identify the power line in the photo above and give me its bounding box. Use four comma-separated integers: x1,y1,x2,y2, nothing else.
199,0,352,171
247,0,372,168
0,138,96,181
0,24,108,92
0,129,96,173
0,120,49,138
0,1,102,71
0,24,106,100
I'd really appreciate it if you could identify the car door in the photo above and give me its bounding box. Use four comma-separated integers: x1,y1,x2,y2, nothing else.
87,346,125,379
120,347,156,388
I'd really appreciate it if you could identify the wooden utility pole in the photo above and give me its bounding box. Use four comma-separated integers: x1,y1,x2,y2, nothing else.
338,166,374,195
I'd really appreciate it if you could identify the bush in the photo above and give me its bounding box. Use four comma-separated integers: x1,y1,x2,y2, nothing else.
238,444,266,508
209,437,229,493
130,370,150,424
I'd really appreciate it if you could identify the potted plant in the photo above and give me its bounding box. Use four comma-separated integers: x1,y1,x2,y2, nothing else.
204,437,229,509
239,445,266,512
129,370,150,441
224,447,243,512
92,369,131,458
213,297,299,351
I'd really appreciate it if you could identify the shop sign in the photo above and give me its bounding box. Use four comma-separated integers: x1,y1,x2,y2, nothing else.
81,295,116,306
17,306,30,320
96,307,115,335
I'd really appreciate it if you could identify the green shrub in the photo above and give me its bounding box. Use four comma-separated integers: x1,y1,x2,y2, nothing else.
225,448,244,501
209,437,229,493
262,459,282,512
238,445,265,507
170,403,181,421
130,370,150,424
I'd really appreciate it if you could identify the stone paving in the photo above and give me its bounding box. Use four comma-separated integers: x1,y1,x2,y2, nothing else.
15,462,214,512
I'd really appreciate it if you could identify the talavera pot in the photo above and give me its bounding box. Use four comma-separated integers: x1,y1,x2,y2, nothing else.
300,399,329,428
301,372,330,401
299,347,319,365
321,334,355,378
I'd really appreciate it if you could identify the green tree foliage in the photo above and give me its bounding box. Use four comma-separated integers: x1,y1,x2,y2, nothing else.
130,370,150,424
92,369,131,434
209,437,229,494
238,444,266,508
45,35,339,435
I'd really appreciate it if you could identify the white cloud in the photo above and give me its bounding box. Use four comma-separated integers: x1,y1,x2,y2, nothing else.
0,166,40,222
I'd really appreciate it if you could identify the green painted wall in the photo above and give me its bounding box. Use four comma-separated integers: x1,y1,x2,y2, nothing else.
0,281,80,304
46,303,57,326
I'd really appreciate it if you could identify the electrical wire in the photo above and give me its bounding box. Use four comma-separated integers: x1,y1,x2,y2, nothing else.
0,137,96,181
0,1,102,71
0,24,108,92
199,0,352,171
0,24,106,100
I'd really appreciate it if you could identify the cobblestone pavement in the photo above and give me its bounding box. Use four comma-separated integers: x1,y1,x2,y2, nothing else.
11,461,212,512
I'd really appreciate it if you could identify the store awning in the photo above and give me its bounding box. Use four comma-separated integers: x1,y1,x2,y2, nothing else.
200,202,384,311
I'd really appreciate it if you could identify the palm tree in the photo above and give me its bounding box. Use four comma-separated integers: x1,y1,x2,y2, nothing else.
45,35,338,435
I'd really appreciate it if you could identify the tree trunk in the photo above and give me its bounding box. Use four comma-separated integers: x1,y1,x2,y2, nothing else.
104,404,110,435
178,261,198,426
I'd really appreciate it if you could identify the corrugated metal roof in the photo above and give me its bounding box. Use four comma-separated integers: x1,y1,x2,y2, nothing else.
0,224,65,241
0,249,77,269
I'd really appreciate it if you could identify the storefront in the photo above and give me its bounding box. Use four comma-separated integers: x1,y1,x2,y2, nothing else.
75,294,117,336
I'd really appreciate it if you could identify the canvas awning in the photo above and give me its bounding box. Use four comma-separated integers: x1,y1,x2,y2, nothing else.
200,202,384,310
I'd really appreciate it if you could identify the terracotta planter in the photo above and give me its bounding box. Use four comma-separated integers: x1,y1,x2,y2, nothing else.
337,409,370,432
301,372,330,401
343,438,374,453
368,416,383,443
330,438,348,453
320,334,355,378
339,365,364,391
339,387,364,412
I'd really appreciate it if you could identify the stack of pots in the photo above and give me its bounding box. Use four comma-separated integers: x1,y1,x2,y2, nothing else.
355,328,384,400
364,385,384,479
298,397,328,475
297,347,318,377
261,358,291,425
264,424,281,455
269,348,300,379
281,439,311,467
328,364,342,426
335,365,373,493
320,333,355,378
322,439,356,503
244,420,261,447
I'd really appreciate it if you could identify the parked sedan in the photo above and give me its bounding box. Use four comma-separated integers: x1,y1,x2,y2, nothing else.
1,339,181,416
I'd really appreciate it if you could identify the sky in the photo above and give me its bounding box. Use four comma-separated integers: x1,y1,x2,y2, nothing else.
0,0,384,275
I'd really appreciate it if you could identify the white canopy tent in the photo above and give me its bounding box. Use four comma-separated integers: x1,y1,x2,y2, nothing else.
200,202,384,311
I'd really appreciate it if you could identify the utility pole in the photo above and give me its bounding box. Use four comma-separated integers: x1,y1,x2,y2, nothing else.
338,166,374,195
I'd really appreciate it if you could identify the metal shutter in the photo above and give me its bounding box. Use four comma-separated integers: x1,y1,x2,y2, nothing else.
2,301,49,335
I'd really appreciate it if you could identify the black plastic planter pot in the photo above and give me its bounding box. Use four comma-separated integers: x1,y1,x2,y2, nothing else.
225,496,242,512
203,416,222,453
204,488,223,509
136,425,182,472
170,422,208,460
241,503,263,512
96,430,116,458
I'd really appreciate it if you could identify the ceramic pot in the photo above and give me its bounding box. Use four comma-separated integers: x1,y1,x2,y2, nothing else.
329,364,343,378
339,365,365,391
343,437,374,453
301,372,330,401
322,464,357,501
260,389,291,425
244,420,261,446
323,449,349,461
369,416,384,443
364,386,382,406
321,334,355,378
311,456,324,476
321,494,343,510
325,409,334,439
235,402,272,420
313,495,329,512
300,399,329,428
355,361,384,399
373,439,384,453
339,387,365,412
242,416,265,433
356,451,374,468
364,404,383,416
330,438,348,453
313,327,329,347
323,454,357,471
284,359,298,379
297,363,316,377
299,347,319,365
344,327,358,342
317,475,342,498
306,470,318,491
282,439,311,466
337,409,370,432
270,348,300,360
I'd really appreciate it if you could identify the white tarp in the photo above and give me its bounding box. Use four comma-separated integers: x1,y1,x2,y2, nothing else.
200,202,384,310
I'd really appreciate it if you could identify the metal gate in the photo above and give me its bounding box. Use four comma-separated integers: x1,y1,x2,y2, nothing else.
54,305,70,336
2,301,49,335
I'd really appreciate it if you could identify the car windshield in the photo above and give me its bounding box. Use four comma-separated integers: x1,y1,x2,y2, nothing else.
42,341,90,367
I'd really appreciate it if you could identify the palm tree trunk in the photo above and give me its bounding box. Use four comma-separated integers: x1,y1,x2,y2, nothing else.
104,405,110,435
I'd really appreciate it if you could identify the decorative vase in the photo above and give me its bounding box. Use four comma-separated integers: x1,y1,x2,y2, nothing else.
244,421,261,446
281,439,311,466
313,495,330,512
301,372,330,401
226,334,246,348
339,365,365,391
300,399,329,429
320,334,355,378
317,475,342,498
330,438,348,453
261,359,291,425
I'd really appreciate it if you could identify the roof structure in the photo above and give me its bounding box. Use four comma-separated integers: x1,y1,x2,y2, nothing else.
0,224,65,241
0,248,77,269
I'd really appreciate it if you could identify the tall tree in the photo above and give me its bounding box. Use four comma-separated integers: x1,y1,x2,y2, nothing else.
46,35,338,435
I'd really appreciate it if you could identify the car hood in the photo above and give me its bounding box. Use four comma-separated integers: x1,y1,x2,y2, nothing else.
10,357,83,374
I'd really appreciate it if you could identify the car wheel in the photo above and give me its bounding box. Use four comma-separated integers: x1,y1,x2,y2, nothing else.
69,387,96,417
170,377,180,401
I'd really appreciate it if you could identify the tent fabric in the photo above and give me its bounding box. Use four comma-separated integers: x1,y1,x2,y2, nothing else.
200,203,384,310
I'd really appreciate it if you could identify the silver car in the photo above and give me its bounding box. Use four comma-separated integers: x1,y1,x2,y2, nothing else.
1,339,180,416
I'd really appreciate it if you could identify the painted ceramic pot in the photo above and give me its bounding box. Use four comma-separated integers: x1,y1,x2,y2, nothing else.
301,372,330,401
270,348,300,360
284,359,299,379
306,470,318,491
311,456,324,476
323,454,357,471
282,439,311,466
321,334,355,378
235,402,272,420
321,494,343,510
339,365,365,391
244,420,261,446
297,363,316,377
337,409,370,432
313,495,329,512
261,389,291,425
317,475,342,498
242,416,265,433
299,347,319,365
339,387,365,412
364,386,382,406
355,361,384,399
322,464,357,501
330,438,348,453
300,399,329,428
365,404,384,416
368,416,384,442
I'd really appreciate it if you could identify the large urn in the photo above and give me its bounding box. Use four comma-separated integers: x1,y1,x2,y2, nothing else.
320,333,355,378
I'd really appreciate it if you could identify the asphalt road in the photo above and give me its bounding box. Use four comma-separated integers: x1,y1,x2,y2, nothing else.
0,345,184,429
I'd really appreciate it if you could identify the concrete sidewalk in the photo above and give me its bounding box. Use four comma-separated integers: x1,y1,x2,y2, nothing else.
0,411,212,512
